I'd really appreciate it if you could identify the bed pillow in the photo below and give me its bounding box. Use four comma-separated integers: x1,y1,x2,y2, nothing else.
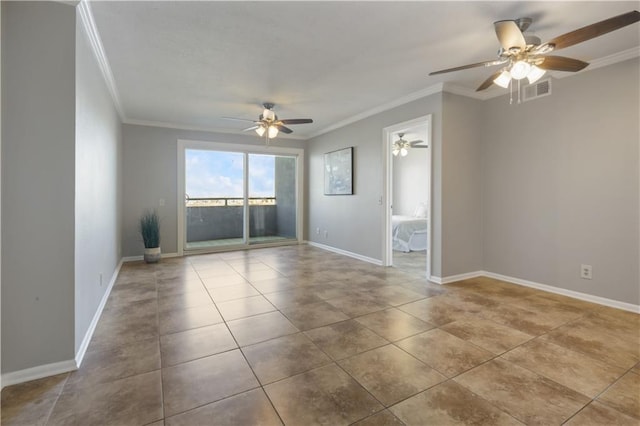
413,202,427,218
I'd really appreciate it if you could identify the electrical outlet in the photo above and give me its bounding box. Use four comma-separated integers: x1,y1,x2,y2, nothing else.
580,264,592,280
159,198,165,206
316,227,320,235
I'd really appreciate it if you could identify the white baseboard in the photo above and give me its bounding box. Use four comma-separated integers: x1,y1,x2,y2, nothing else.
74,259,123,368
430,270,484,285
1,260,125,389
483,271,640,314
122,252,179,262
1,359,77,389
306,241,383,266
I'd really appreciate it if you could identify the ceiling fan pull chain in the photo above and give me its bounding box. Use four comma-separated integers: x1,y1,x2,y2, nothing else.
517,79,521,104
509,79,513,105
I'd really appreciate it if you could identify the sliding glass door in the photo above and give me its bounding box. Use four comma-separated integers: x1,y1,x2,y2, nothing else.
185,149,245,250
248,154,297,245
180,142,301,253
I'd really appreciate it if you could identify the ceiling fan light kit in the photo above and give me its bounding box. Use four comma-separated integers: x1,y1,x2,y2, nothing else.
393,145,409,157
393,133,427,157
526,65,546,84
267,125,279,139
493,70,512,88
223,102,313,144
429,10,640,104
509,60,532,80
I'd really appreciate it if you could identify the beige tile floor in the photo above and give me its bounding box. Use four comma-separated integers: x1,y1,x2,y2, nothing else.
2,245,639,425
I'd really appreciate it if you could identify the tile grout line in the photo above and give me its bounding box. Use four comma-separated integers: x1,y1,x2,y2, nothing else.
12,246,636,426
42,373,72,426
196,255,288,426
155,264,168,424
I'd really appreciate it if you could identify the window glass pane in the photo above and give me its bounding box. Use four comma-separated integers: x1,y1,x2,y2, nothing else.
185,149,245,249
249,154,296,244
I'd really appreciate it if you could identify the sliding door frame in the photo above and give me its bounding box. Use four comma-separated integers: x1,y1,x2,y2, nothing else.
177,139,304,256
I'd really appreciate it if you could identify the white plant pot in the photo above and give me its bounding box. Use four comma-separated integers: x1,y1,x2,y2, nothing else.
144,247,161,264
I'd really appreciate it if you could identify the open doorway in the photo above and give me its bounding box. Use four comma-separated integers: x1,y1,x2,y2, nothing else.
382,116,432,278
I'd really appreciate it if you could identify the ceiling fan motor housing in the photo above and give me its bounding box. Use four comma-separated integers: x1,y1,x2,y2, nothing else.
515,17,533,32
261,102,276,122
524,34,541,47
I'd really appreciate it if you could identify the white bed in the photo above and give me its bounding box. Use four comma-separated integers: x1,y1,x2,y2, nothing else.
392,215,428,252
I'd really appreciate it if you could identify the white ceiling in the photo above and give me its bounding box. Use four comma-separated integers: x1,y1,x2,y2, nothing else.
89,1,640,139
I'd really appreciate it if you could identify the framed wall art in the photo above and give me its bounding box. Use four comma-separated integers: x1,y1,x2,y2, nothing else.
324,147,353,195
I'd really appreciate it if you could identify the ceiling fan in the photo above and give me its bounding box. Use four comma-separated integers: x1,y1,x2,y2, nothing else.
429,10,640,93
393,133,428,157
222,103,313,142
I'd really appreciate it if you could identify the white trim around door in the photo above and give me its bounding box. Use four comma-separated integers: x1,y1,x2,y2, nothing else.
382,115,433,278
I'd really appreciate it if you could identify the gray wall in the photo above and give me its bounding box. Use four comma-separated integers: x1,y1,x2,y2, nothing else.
0,2,3,387
275,156,297,238
305,59,638,303
1,2,76,372
482,58,639,304
441,93,484,276
74,14,122,353
121,124,304,257
305,93,445,275
392,145,429,216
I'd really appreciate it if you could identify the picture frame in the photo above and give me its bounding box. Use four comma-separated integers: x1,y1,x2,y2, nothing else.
324,147,353,195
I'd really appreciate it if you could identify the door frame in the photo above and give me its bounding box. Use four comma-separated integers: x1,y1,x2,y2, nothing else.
177,139,304,256
382,115,433,278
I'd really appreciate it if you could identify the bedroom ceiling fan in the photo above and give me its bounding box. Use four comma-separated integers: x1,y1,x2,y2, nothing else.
429,10,640,97
222,103,313,143
393,133,428,157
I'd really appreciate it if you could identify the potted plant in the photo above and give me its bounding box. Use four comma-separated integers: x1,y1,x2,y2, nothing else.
140,210,161,263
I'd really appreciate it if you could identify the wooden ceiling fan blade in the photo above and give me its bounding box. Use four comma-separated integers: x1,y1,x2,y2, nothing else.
409,140,424,146
221,116,257,123
276,125,293,134
429,59,506,76
278,118,313,125
476,70,503,92
494,20,527,51
242,125,260,132
547,10,640,50
537,56,589,72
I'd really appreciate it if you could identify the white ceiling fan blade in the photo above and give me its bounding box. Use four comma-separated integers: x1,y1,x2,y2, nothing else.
494,20,526,51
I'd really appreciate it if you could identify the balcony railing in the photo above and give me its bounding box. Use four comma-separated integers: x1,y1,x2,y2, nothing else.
185,196,276,207
186,197,281,242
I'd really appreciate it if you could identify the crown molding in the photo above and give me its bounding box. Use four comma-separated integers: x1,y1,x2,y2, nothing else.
75,3,637,141
77,0,124,119
124,118,250,135
442,83,504,101
554,46,640,80
127,45,639,139
123,118,306,140
307,83,444,139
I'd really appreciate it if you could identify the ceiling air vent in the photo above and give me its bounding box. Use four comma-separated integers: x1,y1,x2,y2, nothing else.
522,78,551,102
